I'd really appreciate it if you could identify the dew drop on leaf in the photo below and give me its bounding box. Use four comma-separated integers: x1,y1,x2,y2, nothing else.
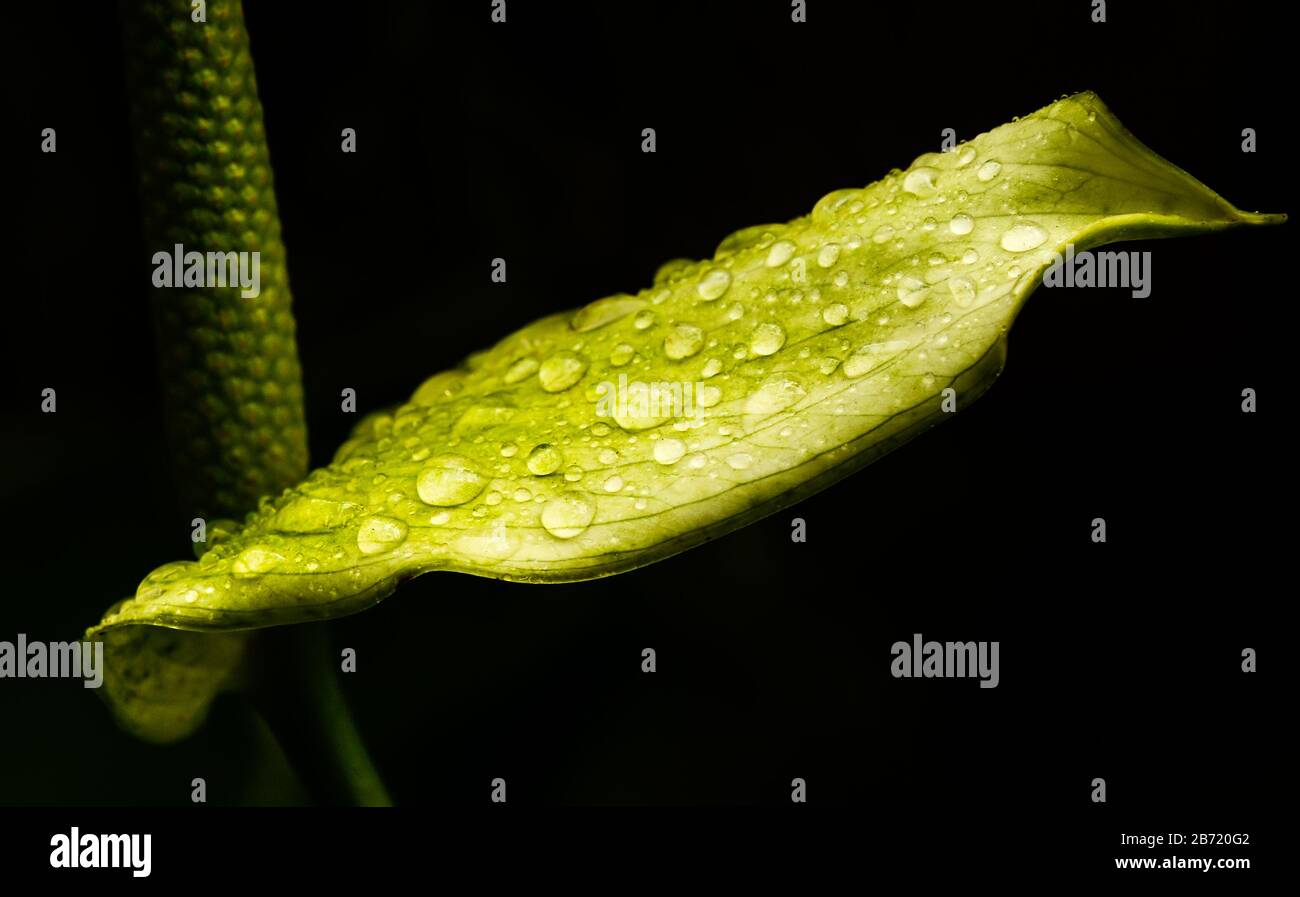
749,322,787,356
541,494,596,539
664,323,706,360
526,443,564,476
999,222,1048,252
977,160,1002,182
417,455,487,506
538,351,587,392
356,516,409,555
696,268,732,301
653,438,686,465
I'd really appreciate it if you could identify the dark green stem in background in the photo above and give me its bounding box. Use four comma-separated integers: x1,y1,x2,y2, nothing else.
251,625,393,807
120,0,389,804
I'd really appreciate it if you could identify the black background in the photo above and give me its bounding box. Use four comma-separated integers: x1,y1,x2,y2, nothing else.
0,0,1287,877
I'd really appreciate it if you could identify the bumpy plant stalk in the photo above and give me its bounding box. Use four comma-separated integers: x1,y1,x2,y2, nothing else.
115,0,389,805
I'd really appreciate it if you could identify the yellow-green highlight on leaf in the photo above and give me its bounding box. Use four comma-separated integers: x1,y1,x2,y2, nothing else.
90,91,1283,643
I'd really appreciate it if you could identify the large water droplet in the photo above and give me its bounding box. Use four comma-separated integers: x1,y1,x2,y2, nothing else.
417,455,487,506
822,303,849,326
538,351,587,392
696,268,732,301
897,276,929,308
272,496,361,532
745,375,806,415
976,160,1002,182
817,243,841,268
902,166,940,197
749,322,787,356
233,546,284,575
999,222,1048,252
526,443,564,476
948,276,976,307
955,146,977,167
453,403,515,436
843,340,911,378
653,438,686,465
541,494,596,539
726,453,754,470
610,343,635,366
948,213,974,235
570,294,647,332
356,516,409,555
664,323,706,360
765,240,797,267
503,357,540,384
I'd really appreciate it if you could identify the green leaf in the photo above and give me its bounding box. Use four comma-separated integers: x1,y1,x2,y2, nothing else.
98,615,249,743
91,91,1281,643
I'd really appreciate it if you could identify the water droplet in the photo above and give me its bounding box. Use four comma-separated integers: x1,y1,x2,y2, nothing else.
961,249,979,264
603,475,624,492
698,385,722,407
976,160,1002,182
765,240,797,267
817,243,841,268
653,438,686,465
948,213,974,235
570,294,646,332
526,443,564,476
955,146,976,167
745,375,806,415
563,466,583,482
610,343,635,366
902,166,940,197
833,271,849,288
233,547,284,575
538,351,587,392
897,276,928,308
726,453,754,470
499,444,518,458
430,511,451,525
633,310,656,330
417,455,487,506
726,303,745,321
999,222,1048,253
843,340,910,378
356,516,409,555
822,303,849,326
750,322,786,356
541,494,596,539
696,268,732,301
949,277,976,307
664,323,706,360
701,358,723,378
513,488,532,502
872,225,895,244
454,404,516,436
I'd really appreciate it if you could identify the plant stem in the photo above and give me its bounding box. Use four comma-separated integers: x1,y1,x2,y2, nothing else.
250,624,393,807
